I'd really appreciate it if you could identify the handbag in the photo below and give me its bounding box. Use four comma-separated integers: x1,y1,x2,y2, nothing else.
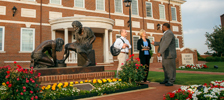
110,38,125,56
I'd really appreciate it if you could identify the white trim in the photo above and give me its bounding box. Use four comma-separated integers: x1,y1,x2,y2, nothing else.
145,2,153,18
20,0,37,3
171,6,177,21
159,4,166,20
0,26,5,52
148,36,156,53
133,35,140,53
131,0,139,16
180,47,197,52
0,19,50,26
4,61,31,63
20,28,35,52
21,8,36,18
49,0,62,5
74,0,85,8
114,0,123,14
96,0,105,11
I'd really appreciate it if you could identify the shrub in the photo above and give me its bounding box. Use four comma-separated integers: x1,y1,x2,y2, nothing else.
198,57,205,61
205,57,224,62
0,65,10,84
0,62,42,100
118,54,146,84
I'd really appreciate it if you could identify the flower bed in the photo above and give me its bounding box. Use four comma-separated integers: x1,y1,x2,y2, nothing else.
179,64,209,69
163,80,224,100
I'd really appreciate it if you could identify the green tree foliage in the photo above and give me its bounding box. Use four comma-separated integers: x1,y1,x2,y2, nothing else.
205,25,224,57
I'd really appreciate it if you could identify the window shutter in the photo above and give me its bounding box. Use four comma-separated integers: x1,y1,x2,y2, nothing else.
175,38,179,48
146,2,152,17
171,7,177,21
115,0,122,13
159,5,165,19
75,0,84,8
0,28,2,50
131,0,138,15
96,0,104,10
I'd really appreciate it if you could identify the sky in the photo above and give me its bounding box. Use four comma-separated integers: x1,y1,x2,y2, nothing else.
181,0,224,55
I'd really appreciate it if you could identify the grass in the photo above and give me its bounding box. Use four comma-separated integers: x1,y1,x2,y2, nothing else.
106,70,224,85
177,62,224,73
148,71,224,85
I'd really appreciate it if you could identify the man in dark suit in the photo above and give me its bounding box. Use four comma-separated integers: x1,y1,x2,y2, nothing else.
151,23,177,86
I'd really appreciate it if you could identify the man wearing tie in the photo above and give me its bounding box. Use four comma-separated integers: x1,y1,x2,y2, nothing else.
151,23,177,86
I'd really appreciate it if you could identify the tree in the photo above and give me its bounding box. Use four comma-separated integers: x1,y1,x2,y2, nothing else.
205,25,224,57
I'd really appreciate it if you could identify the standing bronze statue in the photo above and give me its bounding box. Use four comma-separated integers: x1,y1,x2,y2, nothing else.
60,21,96,67
30,38,64,68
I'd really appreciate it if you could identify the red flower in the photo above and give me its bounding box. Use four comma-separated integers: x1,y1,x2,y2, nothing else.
14,61,17,64
23,89,26,92
8,84,12,88
32,80,35,83
20,92,23,95
187,94,192,99
35,96,38,99
17,65,22,69
129,55,132,58
5,75,10,78
6,71,10,74
30,71,33,74
23,86,26,90
30,90,33,94
169,92,175,98
136,67,139,69
16,89,18,92
6,81,9,85
131,54,134,56
31,97,34,100
26,80,29,83
8,67,11,70
17,78,20,81
204,83,207,86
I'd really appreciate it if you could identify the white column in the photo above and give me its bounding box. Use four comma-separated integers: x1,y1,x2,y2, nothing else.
109,31,113,62
64,28,69,63
64,28,68,45
51,30,55,40
104,29,109,63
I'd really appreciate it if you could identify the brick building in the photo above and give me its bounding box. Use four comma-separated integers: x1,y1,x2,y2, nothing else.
221,14,224,27
0,0,186,68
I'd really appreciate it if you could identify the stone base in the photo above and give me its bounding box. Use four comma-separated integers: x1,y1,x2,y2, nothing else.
34,66,104,76
38,71,115,86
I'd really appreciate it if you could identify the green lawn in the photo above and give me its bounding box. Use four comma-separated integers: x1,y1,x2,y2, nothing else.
148,71,224,85
177,62,224,73
106,70,224,85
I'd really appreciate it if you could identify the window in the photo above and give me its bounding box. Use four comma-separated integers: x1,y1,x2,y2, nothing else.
115,0,122,13
131,0,138,15
175,38,179,48
171,7,177,21
148,36,155,53
96,0,105,11
146,2,152,17
0,26,5,51
50,0,61,5
20,28,35,52
116,34,121,39
159,4,165,19
74,0,84,8
133,36,140,53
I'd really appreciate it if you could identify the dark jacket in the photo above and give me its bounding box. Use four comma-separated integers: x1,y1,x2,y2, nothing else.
137,38,152,59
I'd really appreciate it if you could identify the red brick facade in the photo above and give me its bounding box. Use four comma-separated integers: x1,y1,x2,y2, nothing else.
0,0,185,68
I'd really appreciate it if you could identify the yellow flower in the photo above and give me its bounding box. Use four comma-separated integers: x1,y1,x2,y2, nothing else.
109,80,113,83
75,81,79,84
41,86,45,90
80,81,83,84
52,87,56,91
53,83,57,86
84,80,88,83
2,83,6,86
118,79,122,81
70,82,73,84
112,78,117,82
93,79,97,84
70,84,73,87
102,79,107,83
88,80,92,83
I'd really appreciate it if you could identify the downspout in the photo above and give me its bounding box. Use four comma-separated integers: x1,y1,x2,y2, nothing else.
142,0,145,29
109,0,111,18
168,0,170,24
40,0,42,43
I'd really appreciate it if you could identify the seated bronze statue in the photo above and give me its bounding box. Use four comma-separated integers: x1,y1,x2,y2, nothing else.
30,38,64,68
60,21,96,67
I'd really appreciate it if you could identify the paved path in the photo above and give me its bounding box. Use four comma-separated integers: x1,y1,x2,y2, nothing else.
79,82,181,100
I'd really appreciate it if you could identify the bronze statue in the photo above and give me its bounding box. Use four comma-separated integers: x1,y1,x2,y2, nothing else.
60,21,96,67
30,38,64,68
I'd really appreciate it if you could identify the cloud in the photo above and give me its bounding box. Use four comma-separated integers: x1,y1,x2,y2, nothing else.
183,29,212,35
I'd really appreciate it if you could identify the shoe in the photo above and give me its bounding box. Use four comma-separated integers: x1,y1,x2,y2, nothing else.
160,81,167,84
165,83,173,86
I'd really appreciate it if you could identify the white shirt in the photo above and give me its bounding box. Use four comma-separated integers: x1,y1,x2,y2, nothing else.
114,36,131,53
163,30,168,34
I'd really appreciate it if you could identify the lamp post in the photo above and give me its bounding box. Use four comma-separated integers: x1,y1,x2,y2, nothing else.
123,0,133,60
